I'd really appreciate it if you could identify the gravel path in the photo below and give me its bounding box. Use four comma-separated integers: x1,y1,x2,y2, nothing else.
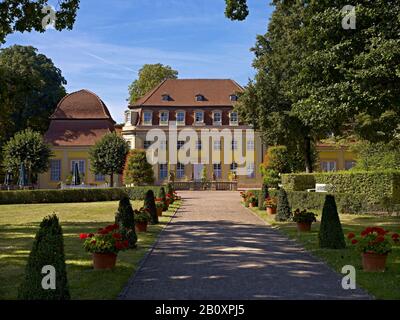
119,191,371,300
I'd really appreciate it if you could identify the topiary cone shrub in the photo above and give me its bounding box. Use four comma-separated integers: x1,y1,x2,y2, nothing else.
158,187,168,211
144,190,158,224
275,188,292,222
259,183,269,210
18,214,70,300
318,195,346,249
115,196,137,249
166,183,175,204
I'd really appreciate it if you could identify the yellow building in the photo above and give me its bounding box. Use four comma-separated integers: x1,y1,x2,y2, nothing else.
38,90,119,189
316,143,357,172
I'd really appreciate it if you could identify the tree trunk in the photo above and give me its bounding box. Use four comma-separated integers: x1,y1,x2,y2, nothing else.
110,172,114,188
304,136,313,173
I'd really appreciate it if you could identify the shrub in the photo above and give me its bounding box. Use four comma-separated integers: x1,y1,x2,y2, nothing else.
281,173,316,191
158,187,168,211
115,196,137,249
318,195,346,249
18,214,70,300
81,224,129,253
134,208,152,223
264,146,291,173
166,183,175,204
292,209,317,223
275,189,292,221
261,168,280,188
258,183,269,210
144,190,158,224
123,149,155,186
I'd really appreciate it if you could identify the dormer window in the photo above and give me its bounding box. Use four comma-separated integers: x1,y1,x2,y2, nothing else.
159,111,169,125
230,94,238,102
162,94,170,102
195,94,204,102
124,110,132,124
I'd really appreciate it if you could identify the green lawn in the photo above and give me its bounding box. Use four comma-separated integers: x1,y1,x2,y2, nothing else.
249,206,400,299
0,200,181,300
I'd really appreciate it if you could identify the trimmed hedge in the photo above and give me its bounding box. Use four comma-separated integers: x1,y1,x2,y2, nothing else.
0,186,162,205
281,174,316,191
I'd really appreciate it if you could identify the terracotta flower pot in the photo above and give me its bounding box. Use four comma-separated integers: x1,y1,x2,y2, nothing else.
296,222,312,232
135,221,148,232
267,207,277,215
92,253,117,270
362,252,388,272
156,207,163,217
249,202,256,208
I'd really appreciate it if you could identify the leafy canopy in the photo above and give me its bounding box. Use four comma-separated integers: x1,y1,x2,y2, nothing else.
123,149,155,186
128,64,178,104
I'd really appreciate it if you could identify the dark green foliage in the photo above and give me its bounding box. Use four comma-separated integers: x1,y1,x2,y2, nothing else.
0,1,80,43
115,196,137,248
166,183,174,203
275,189,291,222
225,0,249,21
18,214,70,300
282,174,316,191
258,182,269,210
144,190,158,224
89,132,130,187
352,141,400,171
318,195,346,249
123,149,155,186
0,186,162,204
158,187,168,211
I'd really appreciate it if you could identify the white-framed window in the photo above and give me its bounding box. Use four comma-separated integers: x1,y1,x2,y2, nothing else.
144,140,152,149
247,162,255,178
213,140,221,151
177,163,185,179
230,162,238,174
176,111,185,125
231,139,238,150
159,111,169,125
345,160,356,170
213,163,222,178
196,140,202,150
247,140,255,150
71,160,85,174
229,112,238,126
95,173,105,181
159,164,168,180
50,159,61,181
177,140,185,150
321,161,337,172
143,111,153,125
124,110,132,124
195,111,204,124
213,111,222,125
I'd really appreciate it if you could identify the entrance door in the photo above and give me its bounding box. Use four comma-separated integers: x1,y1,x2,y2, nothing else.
193,164,204,181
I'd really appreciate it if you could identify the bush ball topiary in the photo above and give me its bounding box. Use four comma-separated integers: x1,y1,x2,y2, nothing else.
115,196,138,248
318,195,346,249
18,214,70,300
275,188,292,222
144,190,158,224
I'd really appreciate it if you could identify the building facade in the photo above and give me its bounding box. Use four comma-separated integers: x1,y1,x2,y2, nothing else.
122,79,265,188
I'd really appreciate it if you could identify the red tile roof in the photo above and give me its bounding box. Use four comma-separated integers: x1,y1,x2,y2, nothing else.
51,89,115,121
131,79,244,107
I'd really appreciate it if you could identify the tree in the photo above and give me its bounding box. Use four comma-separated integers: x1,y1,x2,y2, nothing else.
128,64,178,104
123,149,155,186
318,195,346,249
225,0,249,21
0,0,80,44
18,214,70,300
115,196,137,249
144,190,158,225
258,182,269,210
89,132,129,187
0,45,66,166
275,188,291,222
2,129,52,184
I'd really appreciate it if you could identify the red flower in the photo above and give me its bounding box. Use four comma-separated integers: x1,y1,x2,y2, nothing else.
115,241,125,250
79,233,88,240
392,233,399,240
351,239,358,245
112,233,122,240
98,228,109,235
88,233,94,238
347,232,355,240
123,240,129,248
376,236,385,243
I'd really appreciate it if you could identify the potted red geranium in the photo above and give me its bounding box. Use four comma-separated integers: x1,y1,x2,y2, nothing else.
347,227,399,272
265,198,277,215
292,209,317,232
80,224,129,270
134,208,151,232
155,198,164,217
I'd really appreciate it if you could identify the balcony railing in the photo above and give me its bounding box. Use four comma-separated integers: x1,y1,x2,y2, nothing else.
172,181,237,191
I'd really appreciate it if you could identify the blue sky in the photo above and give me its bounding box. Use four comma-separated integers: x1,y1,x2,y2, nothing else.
4,0,273,123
